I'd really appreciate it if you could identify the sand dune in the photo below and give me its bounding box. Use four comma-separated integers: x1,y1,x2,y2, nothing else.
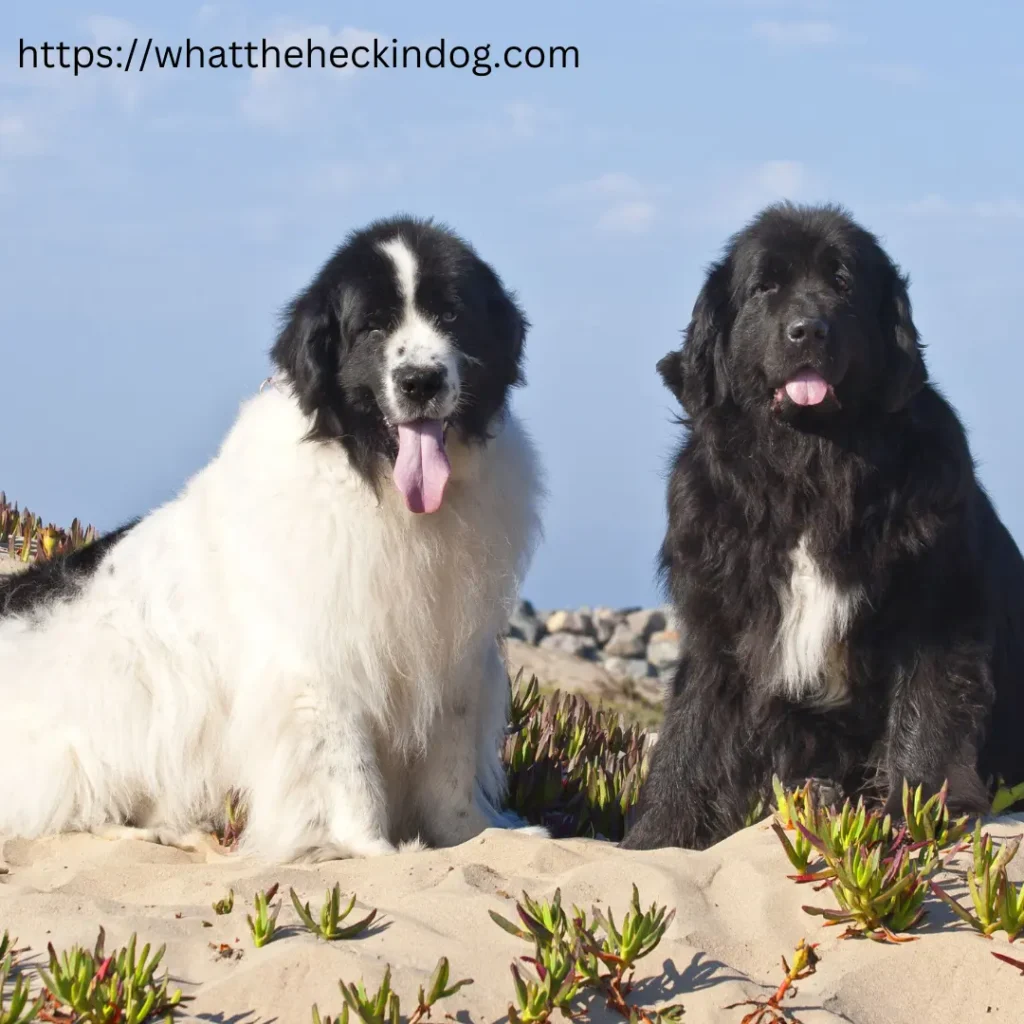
3,815,1022,1023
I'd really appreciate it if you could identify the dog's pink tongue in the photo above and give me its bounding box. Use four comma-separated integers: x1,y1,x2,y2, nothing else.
785,369,829,407
394,420,451,514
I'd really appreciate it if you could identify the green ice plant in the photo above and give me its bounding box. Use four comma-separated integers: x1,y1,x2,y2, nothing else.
0,493,99,564
290,884,378,941
802,842,934,942
0,954,43,1024
491,885,684,1023
930,819,1024,940
770,775,981,941
724,938,820,1024
246,884,282,948
311,958,471,1024
901,780,969,852
503,675,649,841
992,779,1024,816
491,890,582,1022
212,889,234,915
38,928,183,1023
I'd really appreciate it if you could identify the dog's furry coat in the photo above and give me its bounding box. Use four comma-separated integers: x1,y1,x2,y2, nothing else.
0,218,543,861
624,204,1024,851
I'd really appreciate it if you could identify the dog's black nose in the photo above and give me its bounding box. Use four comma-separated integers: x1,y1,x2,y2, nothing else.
394,365,446,403
787,318,829,343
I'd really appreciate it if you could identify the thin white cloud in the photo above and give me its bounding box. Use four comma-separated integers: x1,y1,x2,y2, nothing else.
241,23,378,127
896,194,954,217
893,195,1024,223
700,160,814,226
754,160,807,196
306,159,403,195
558,172,646,201
82,15,147,109
597,201,656,234
856,62,926,87
503,101,560,140
0,115,41,159
197,4,219,22
556,173,660,234
468,102,562,147
751,20,841,45
972,198,1024,221
731,0,836,9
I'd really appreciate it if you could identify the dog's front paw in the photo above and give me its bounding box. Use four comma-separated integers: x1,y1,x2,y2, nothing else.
486,807,548,835
514,823,551,839
783,776,848,810
299,836,398,863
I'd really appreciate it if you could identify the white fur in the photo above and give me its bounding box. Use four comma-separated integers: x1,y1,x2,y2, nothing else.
0,385,543,861
771,534,861,706
379,238,461,418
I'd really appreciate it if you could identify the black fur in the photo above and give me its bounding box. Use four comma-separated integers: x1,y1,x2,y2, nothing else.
0,521,137,617
623,203,1024,851
271,215,528,488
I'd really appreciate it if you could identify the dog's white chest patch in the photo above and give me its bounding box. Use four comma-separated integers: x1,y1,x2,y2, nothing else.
772,535,861,706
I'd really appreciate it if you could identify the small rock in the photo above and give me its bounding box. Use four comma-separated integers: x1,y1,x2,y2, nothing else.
625,608,667,641
647,629,681,670
592,607,623,646
508,600,544,645
545,610,595,637
603,621,646,658
539,633,598,659
603,656,654,682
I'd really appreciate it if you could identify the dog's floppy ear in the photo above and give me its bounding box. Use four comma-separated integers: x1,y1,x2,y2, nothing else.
883,269,928,412
484,273,528,389
660,259,732,415
270,293,339,411
656,349,685,397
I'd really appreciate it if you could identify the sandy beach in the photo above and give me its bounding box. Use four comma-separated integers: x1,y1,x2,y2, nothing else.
2,814,1022,1023
3,548,1022,1022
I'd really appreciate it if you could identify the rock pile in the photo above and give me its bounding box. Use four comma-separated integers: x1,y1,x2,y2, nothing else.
506,601,681,691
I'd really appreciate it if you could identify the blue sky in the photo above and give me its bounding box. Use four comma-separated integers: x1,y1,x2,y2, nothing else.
2,1,1022,609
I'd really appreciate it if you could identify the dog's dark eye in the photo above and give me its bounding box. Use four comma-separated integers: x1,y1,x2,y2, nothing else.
441,310,458,324
365,328,385,342
753,282,779,296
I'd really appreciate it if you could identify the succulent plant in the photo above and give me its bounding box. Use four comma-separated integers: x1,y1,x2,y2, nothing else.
212,889,234,916
930,818,1024,940
491,885,683,1023
771,776,974,942
38,928,183,1023
503,674,650,841
246,884,282,948
290,885,377,941
0,953,43,1024
311,957,471,1024
0,493,99,564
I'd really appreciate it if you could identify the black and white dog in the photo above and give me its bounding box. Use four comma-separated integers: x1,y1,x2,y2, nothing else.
624,203,1024,850
0,217,544,861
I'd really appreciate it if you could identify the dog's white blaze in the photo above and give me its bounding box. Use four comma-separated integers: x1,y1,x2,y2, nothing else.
378,237,460,418
773,534,861,706
379,236,418,304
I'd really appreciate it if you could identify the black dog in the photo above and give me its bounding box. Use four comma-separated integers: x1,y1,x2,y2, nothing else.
623,203,1024,851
